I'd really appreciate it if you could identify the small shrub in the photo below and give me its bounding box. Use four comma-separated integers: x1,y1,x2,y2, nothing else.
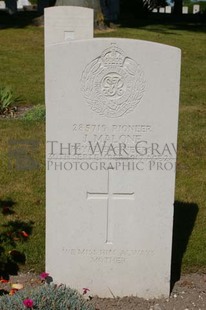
0,284,94,310
22,105,45,121
0,87,21,116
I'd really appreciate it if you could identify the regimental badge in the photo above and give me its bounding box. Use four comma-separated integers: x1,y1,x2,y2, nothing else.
81,43,145,118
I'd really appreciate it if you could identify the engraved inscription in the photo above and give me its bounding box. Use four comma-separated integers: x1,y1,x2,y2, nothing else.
63,248,155,256
87,169,134,244
72,124,152,134
62,248,155,264
81,43,145,118
90,256,126,264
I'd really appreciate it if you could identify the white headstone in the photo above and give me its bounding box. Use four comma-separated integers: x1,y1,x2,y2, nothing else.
17,0,23,9
17,0,31,9
165,6,171,13
46,30,181,298
45,7,93,46
0,1,6,9
152,8,158,13
182,6,188,14
159,7,165,13
193,4,200,14
22,0,31,6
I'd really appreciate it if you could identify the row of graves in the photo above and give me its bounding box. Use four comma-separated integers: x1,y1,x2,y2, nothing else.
152,4,201,15
0,0,203,17
0,0,32,12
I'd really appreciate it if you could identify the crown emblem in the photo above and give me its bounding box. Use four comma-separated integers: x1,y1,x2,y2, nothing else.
101,44,125,67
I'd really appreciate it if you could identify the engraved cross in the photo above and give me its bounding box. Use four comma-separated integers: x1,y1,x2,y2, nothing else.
87,169,135,244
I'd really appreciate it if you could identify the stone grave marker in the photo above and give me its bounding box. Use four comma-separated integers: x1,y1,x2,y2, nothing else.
182,6,188,14
193,4,200,14
20,0,31,8
17,0,23,9
159,7,165,13
0,1,6,9
45,7,93,46
165,6,171,13
152,8,158,13
46,8,181,299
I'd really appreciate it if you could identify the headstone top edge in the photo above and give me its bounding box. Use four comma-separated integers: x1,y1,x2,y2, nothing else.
45,6,94,13
46,37,181,54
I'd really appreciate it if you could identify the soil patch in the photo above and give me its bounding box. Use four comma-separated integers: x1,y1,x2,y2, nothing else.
90,273,206,310
0,106,32,119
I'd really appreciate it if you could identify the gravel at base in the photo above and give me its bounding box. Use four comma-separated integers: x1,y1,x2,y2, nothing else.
90,274,206,310
1,273,206,310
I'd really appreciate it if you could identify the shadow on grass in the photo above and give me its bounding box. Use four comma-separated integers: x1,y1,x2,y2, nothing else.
170,200,198,292
0,10,206,33
0,11,42,29
120,15,206,33
0,199,16,215
0,199,34,279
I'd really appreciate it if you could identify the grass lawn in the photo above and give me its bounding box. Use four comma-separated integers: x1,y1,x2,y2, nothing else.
0,17,205,274
0,121,45,272
0,22,44,106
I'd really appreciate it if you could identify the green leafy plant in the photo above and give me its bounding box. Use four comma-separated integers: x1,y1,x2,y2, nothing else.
22,105,45,121
0,87,21,116
0,284,95,310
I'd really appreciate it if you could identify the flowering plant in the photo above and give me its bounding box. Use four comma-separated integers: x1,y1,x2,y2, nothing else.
40,272,49,280
23,298,34,308
83,288,90,295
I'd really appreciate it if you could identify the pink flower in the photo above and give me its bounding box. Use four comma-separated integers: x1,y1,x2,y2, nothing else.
23,299,34,308
82,287,90,295
40,272,49,280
